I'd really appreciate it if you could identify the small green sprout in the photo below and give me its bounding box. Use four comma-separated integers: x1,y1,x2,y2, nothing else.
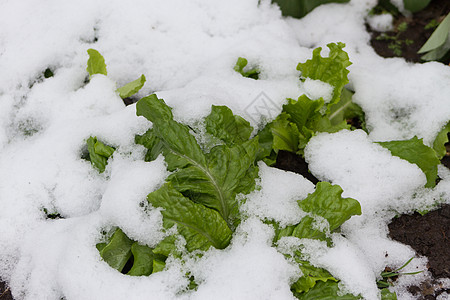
377,257,423,289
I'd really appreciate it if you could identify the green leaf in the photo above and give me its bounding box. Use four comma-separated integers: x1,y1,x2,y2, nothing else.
378,136,440,188
86,49,107,77
297,42,352,110
205,105,253,145
291,259,336,293
380,288,397,300
327,88,366,131
418,13,450,60
294,280,362,299
283,96,324,133
168,138,259,227
152,235,179,257
433,121,450,159
271,113,300,153
272,0,350,19
127,243,154,276
148,183,233,252
277,216,328,241
136,95,259,226
234,57,259,79
137,94,207,171
135,129,165,162
403,0,431,13
116,75,146,99
152,259,166,273
86,136,115,173
255,123,275,163
99,228,133,272
298,182,361,232
419,15,450,62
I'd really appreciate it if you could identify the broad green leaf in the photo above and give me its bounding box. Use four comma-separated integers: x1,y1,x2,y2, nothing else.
298,182,361,231
96,243,107,252
99,228,133,272
378,136,440,188
86,136,115,173
291,259,336,293
297,42,352,109
294,280,362,299
433,121,450,159
137,94,206,171
135,129,165,162
127,243,154,276
380,288,397,300
148,183,233,252
136,95,259,226
86,49,107,77
152,259,166,273
272,0,350,19
271,113,300,153
152,235,179,257
234,57,259,79
94,140,115,157
116,75,146,99
255,123,275,162
276,216,328,241
205,105,253,145
404,0,431,13
418,13,450,60
168,138,259,226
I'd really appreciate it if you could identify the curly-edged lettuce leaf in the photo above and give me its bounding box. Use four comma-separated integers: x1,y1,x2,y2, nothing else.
433,121,450,159
136,95,259,226
86,49,107,77
127,242,154,276
327,88,366,131
294,280,362,300
378,136,440,188
99,228,133,272
271,112,300,153
148,183,233,252
298,182,361,232
86,136,115,173
297,42,352,110
116,74,146,99
234,57,259,79
205,105,253,145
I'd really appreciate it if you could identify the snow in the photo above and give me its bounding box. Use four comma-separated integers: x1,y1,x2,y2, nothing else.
0,0,449,299
242,162,315,226
366,13,394,32
302,78,334,103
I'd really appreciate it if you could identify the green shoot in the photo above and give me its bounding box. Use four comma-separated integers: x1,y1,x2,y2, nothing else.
377,257,423,288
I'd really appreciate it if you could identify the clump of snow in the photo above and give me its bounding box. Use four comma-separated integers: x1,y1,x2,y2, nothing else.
304,130,426,215
186,218,300,300
242,162,315,226
366,13,394,32
302,78,334,103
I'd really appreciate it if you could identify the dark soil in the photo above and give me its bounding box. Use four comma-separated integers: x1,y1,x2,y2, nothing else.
0,280,12,300
275,150,319,184
389,205,450,299
368,0,450,64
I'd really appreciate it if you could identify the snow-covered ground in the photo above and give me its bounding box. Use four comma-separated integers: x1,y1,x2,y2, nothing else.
0,0,449,299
